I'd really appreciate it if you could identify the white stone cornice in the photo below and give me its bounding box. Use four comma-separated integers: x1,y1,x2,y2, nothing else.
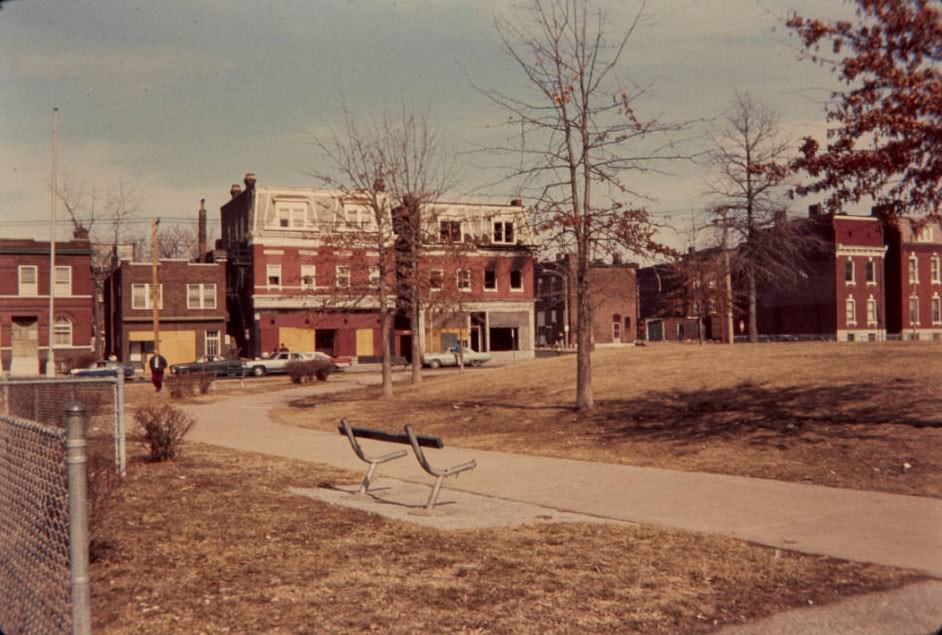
835,245,888,258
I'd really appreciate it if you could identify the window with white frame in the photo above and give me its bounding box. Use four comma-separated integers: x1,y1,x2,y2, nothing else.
865,259,875,284
269,200,313,230
908,256,918,284
510,269,523,291
335,265,351,288
300,265,316,290
368,266,380,288
53,318,72,347
440,220,462,242
931,256,940,283
915,226,935,243
493,221,515,244
18,265,38,296
932,295,941,324
866,297,877,325
456,269,471,291
187,283,217,309
267,264,282,288
131,283,163,309
205,330,221,357
54,266,72,296
338,205,370,230
845,297,856,325
909,296,919,324
844,259,855,284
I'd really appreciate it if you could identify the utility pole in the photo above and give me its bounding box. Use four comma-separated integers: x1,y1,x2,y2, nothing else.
46,107,59,377
150,219,160,360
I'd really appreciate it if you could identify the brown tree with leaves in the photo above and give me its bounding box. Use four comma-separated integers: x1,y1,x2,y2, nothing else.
487,0,681,411
787,0,941,219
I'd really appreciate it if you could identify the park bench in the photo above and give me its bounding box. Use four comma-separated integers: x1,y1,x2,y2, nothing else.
338,418,477,509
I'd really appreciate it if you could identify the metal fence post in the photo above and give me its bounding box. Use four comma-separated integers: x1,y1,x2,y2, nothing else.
64,401,91,635
114,374,126,477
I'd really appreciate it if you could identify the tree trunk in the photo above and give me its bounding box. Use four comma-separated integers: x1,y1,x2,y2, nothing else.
379,286,393,399
747,266,758,343
575,254,593,411
410,293,423,384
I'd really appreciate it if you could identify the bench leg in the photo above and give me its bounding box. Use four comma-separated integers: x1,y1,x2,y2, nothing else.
425,475,445,509
359,462,379,494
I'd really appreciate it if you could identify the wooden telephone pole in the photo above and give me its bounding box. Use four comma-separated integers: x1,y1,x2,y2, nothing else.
150,219,160,358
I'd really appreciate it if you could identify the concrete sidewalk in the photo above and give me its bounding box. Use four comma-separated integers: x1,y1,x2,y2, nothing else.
184,379,942,578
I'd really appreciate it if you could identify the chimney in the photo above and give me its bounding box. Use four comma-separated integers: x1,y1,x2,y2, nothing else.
808,204,821,218
244,172,257,190
612,253,622,265
510,197,523,207
373,177,385,192
230,183,242,199
198,198,207,261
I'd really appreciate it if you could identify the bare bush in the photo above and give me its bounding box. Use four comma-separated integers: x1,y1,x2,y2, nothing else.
135,402,195,461
287,360,332,384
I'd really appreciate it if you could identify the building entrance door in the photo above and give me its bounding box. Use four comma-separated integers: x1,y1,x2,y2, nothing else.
11,317,40,376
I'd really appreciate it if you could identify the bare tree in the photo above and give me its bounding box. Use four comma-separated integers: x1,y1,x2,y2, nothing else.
309,109,455,389
57,175,141,355
486,0,680,411
708,93,800,343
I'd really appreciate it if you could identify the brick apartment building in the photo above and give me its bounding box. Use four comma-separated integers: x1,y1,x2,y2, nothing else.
883,217,942,340
638,248,732,342
0,236,94,375
535,256,638,348
105,258,228,369
754,206,887,342
220,174,536,363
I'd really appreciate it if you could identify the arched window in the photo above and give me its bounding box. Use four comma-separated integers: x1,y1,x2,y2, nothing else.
53,318,73,347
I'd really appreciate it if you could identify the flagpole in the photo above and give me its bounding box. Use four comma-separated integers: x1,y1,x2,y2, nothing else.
47,107,59,377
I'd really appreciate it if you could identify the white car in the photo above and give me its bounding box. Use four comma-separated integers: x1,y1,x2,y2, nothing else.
422,346,491,369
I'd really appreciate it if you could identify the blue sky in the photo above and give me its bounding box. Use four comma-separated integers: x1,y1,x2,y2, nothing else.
0,0,851,248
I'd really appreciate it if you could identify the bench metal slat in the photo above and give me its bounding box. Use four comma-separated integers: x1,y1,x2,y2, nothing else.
337,425,443,449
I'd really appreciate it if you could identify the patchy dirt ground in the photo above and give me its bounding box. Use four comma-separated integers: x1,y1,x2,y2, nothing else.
91,443,923,634
273,342,942,498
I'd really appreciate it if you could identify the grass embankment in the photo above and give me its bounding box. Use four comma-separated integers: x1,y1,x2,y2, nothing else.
274,342,942,497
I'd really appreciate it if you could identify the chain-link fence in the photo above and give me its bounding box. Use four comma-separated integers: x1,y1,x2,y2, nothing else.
0,376,126,476
0,409,87,635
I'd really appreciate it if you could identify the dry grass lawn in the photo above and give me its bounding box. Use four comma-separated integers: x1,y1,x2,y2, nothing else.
273,342,942,498
91,443,922,634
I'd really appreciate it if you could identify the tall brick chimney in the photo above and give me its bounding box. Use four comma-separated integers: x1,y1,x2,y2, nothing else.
230,183,242,199
198,198,207,261
244,173,256,190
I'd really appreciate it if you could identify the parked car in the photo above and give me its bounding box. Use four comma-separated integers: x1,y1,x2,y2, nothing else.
70,360,135,379
422,346,491,369
298,351,348,372
244,351,308,377
170,355,244,378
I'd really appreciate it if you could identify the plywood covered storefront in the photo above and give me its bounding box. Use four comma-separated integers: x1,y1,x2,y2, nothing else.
129,329,195,368
278,327,315,353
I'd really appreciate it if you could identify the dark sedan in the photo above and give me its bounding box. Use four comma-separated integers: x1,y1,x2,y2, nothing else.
70,360,136,379
170,355,244,378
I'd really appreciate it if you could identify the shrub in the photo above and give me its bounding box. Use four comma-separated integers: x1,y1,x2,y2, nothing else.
195,372,213,395
135,401,195,461
166,373,202,398
287,360,331,384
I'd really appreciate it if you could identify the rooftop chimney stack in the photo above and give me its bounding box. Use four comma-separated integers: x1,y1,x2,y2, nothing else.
510,198,523,207
244,172,257,190
198,198,207,261
230,183,242,199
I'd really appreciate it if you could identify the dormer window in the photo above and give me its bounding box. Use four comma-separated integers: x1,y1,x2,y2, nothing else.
268,200,315,230
440,220,461,242
493,221,515,244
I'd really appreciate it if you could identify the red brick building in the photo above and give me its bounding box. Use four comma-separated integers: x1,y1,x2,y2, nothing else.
0,236,94,375
535,256,638,348
883,218,942,340
104,258,228,369
751,207,887,342
220,174,536,362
